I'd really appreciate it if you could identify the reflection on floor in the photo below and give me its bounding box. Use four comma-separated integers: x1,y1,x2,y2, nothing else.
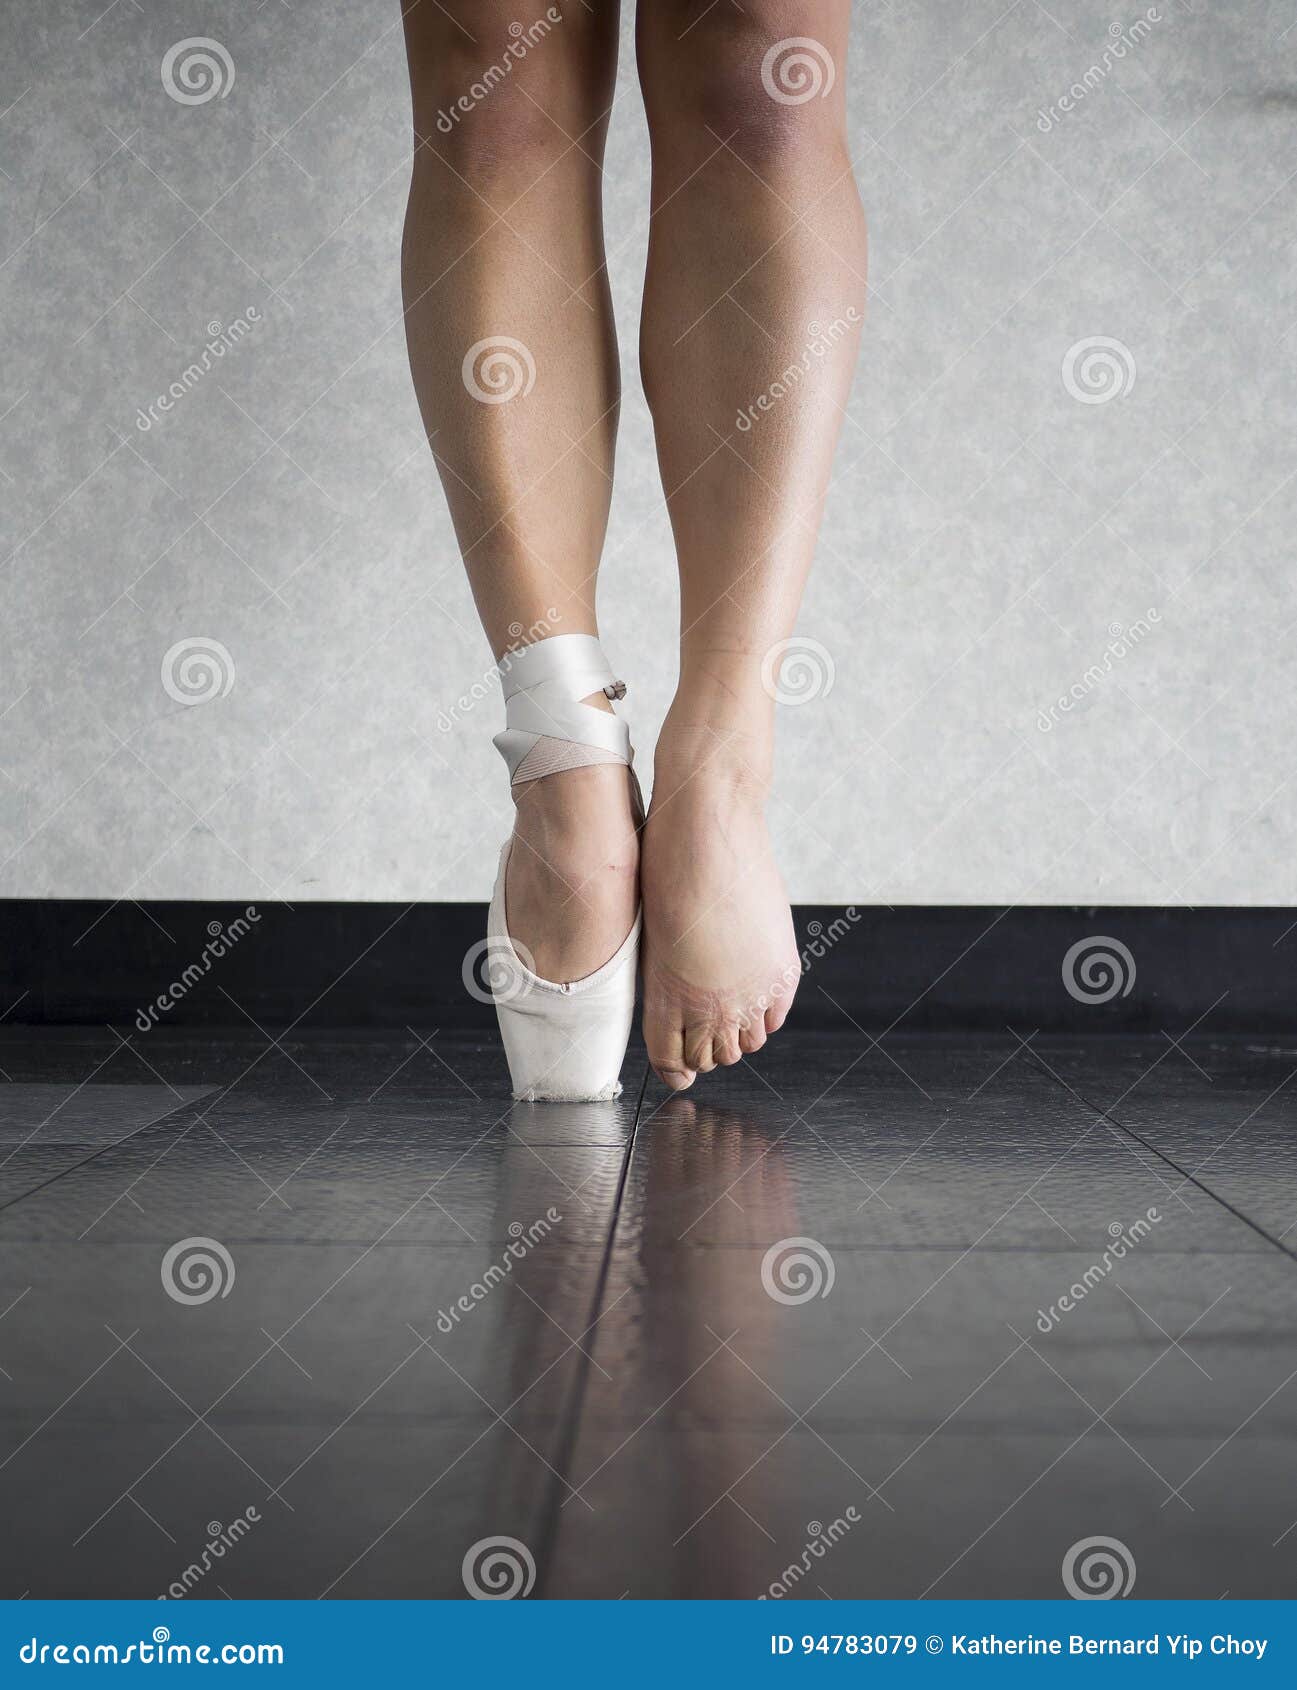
1,1028,1295,1599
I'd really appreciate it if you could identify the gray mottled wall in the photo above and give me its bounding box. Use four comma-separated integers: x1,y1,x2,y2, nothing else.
1,1,1292,904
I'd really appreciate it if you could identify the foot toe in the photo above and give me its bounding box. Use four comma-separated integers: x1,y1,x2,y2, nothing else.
684,1027,718,1073
644,998,696,1092
657,1066,696,1092
738,1020,767,1056
712,1025,743,1067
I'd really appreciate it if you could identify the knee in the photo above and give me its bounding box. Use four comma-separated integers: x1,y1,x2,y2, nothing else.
640,5,846,167
405,6,593,179
422,80,562,182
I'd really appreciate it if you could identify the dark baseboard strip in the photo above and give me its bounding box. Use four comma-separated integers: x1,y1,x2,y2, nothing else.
1,901,1293,1033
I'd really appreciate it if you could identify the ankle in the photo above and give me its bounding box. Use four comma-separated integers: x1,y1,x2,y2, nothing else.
660,654,777,780
673,651,778,729
513,765,640,854
652,719,773,809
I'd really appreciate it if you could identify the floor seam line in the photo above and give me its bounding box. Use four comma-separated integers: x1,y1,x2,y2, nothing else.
1023,1044,1297,1268
530,1062,649,1596
0,1088,218,1219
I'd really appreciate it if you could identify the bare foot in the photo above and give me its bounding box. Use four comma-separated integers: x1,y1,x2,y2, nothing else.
641,723,799,1090
506,754,640,984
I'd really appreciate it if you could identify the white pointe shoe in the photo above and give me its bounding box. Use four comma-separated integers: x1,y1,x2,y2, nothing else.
485,634,641,1102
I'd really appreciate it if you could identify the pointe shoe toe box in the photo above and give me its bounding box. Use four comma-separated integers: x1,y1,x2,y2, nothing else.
487,855,639,1103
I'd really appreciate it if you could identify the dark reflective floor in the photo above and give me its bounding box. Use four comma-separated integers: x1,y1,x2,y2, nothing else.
1,1028,1295,1599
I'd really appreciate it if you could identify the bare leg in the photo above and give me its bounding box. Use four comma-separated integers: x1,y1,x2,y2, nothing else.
400,0,636,982
636,2,866,1088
